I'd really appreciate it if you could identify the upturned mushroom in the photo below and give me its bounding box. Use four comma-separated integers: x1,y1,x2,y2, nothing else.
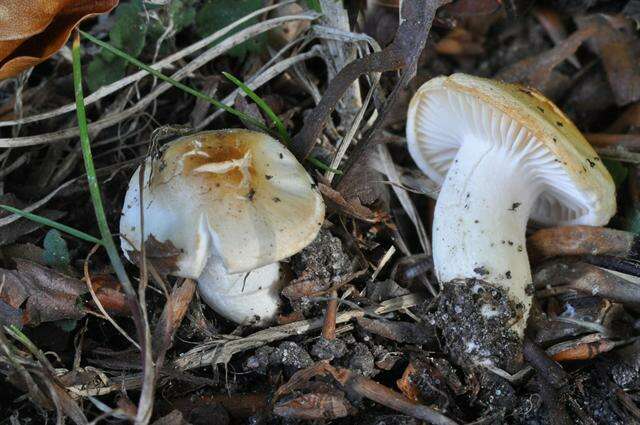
406,74,616,368
120,129,325,325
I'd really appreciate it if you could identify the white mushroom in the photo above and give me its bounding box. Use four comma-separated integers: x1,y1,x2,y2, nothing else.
406,74,616,344
120,129,325,325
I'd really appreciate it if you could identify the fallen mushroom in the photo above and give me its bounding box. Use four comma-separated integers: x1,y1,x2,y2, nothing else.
406,74,616,368
119,129,325,324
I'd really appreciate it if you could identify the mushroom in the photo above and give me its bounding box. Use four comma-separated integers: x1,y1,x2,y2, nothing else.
406,74,616,365
119,129,325,325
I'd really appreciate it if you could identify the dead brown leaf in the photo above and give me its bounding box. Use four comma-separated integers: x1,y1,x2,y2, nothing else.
577,15,640,106
0,259,86,325
152,279,196,355
274,393,355,420
128,235,182,277
397,361,421,401
441,0,502,17
318,183,380,222
435,28,485,56
497,25,595,92
0,0,119,80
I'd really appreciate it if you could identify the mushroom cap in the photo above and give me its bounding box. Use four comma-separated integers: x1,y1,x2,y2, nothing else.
406,73,616,226
119,129,325,277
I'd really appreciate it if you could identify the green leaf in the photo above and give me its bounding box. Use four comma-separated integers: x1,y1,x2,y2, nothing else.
110,2,147,57
603,159,629,188
42,229,70,268
626,208,640,235
86,54,127,92
147,0,197,56
305,0,322,13
170,0,197,32
55,319,78,332
195,0,266,59
86,2,148,91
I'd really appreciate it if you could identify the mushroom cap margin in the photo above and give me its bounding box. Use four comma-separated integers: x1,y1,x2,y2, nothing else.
119,129,325,276
406,73,616,226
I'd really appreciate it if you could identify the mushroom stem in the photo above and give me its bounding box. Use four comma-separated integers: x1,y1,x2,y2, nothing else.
433,139,541,337
197,255,283,325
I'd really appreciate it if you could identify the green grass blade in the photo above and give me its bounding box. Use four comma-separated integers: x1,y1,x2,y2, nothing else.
72,32,133,291
220,72,337,173
0,205,102,245
222,71,290,144
306,0,322,13
79,30,270,134
307,156,342,174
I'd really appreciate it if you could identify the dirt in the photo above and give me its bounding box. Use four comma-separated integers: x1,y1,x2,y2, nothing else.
428,278,523,373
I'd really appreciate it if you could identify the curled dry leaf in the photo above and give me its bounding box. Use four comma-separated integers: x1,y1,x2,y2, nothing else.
397,361,421,402
318,183,380,222
497,25,595,92
577,14,640,106
440,0,502,17
0,0,119,80
274,393,355,420
127,235,182,277
0,259,86,325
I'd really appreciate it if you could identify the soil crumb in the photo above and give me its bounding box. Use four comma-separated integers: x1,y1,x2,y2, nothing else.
430,278,522,372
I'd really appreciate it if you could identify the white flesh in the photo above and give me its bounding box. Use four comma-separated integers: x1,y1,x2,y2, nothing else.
197,257,282,325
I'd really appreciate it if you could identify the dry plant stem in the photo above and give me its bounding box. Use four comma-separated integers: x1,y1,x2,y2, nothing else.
587,133,640,151
319,0,362,125
329,367,458,425
534,261,640,307
292,0,449,160
616,388,640,420
528,226,638,263
583,255,640,277
522,338,567,388
597,147,640,164
0,178,74,227
533,7,580,68
376,145,431,255
84,244,140,349
321,290,338,339
173,293,421,369
0,13,319,148
0,329,51,409
135,161,155,425
0,1,297,128
63,295,421,397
